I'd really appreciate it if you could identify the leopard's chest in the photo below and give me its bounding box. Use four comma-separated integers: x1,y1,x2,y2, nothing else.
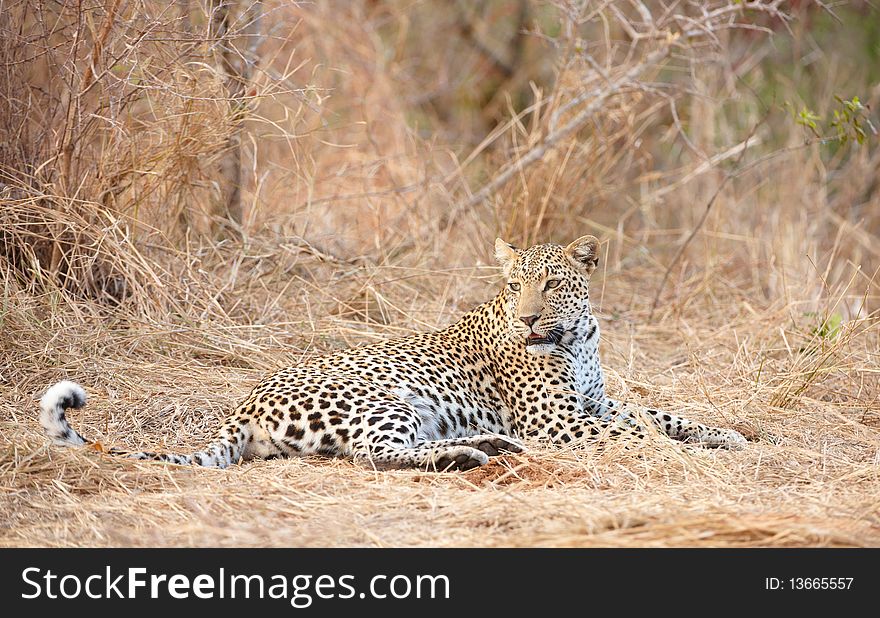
563,320,606,414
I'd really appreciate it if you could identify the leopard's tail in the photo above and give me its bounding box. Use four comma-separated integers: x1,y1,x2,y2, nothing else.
39,381,252,469
39,380,89,447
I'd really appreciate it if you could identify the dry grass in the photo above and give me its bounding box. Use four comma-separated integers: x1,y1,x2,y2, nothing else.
3,253,878,547
1,0,879,547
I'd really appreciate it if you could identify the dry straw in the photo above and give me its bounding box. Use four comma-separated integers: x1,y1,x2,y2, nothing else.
1,1,878,547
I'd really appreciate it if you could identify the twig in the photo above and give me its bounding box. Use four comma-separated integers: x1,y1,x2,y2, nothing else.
441,43,675,230
649,132,763,201
648,122,763,319
647,174,731,319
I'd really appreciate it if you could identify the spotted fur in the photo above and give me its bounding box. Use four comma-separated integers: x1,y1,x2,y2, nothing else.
39,236,746,471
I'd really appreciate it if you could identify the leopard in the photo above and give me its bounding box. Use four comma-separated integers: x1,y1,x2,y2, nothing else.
39,235,747,472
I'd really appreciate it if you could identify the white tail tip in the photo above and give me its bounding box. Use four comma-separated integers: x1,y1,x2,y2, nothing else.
39,381,88,446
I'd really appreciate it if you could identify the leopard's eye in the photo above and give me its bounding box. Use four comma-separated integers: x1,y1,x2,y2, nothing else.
544,279,562,291
507,282,521,292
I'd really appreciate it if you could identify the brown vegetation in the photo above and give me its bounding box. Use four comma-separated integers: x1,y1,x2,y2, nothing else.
1,0,878,547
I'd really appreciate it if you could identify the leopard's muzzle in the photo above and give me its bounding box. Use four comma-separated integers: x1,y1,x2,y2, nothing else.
524,326,565,347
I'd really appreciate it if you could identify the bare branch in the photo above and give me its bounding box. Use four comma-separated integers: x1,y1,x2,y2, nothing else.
441,44,673,230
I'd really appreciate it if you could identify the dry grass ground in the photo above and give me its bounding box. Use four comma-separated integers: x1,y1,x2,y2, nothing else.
1,1,879,547
3,253,879,547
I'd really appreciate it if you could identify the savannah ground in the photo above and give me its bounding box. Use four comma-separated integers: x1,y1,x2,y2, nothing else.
1,0,879,547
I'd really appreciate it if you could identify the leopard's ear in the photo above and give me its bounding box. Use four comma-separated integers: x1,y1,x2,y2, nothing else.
564,235,600,275
494,238,521,276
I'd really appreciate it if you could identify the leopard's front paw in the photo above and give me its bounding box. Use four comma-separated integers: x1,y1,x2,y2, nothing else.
708,428,748,450
683,426,748,450
432,446,490,472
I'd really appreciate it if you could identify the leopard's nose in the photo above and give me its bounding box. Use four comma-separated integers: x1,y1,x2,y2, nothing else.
519,314,540,327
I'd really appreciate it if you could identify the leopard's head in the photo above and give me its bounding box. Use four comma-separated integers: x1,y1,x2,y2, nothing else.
494,235,599,354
